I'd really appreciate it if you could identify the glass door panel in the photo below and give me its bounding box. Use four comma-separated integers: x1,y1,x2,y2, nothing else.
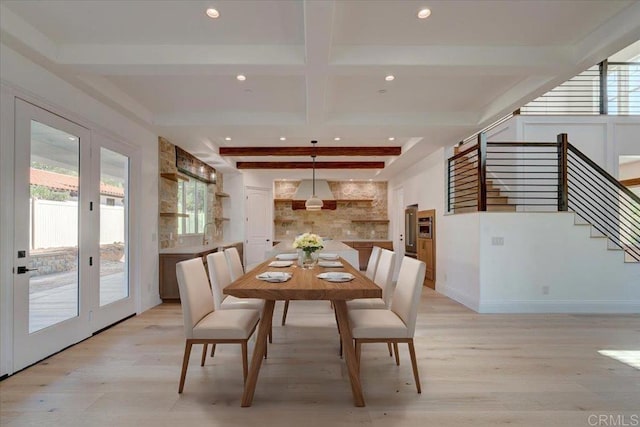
99,147,129,306
28,120,80,333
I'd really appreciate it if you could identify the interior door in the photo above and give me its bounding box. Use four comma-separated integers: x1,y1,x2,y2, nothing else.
13,99,92,370
245,187,272,268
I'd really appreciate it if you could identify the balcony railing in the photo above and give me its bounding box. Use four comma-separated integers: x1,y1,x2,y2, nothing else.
520,61,639,116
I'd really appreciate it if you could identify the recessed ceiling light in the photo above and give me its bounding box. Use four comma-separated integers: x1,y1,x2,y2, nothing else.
225,137,231,141
417,8,431,19
236,74,246,81
334,137,341,141
385,75,395,82
388,137,395,141
206,8,220,19
378,89,387,94
280,137,286,141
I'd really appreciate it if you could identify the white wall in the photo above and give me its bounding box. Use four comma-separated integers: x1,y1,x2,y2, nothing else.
389,116,639,315
619,160,640,180
479,212,640,313
0,43,160,376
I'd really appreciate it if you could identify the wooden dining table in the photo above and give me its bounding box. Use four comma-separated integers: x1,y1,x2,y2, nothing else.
224,256,381,407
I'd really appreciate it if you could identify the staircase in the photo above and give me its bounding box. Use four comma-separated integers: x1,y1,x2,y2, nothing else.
447,133,640,263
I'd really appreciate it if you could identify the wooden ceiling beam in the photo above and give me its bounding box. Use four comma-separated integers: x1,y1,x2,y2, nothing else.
220,147,401,156
236,161,385,169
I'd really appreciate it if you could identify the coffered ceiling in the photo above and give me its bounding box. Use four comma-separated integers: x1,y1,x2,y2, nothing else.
1,0,639,179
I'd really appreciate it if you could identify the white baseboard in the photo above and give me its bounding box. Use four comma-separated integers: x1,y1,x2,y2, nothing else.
438,284,480,312
478,299,640,314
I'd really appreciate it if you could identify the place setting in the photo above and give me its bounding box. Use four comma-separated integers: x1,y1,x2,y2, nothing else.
316,272,355,282
255,271,292,283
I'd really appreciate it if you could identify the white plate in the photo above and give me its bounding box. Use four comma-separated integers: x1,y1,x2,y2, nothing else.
256,272,292,283
316,272,354,282
269,260,294,267
319,253,339,260
276,253,298,260
318,261,343,268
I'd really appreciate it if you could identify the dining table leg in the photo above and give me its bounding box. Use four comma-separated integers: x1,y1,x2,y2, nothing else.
241,299,275,407
332,299,365,407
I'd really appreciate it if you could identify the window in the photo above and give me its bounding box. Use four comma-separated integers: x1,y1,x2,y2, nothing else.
177,178,208,234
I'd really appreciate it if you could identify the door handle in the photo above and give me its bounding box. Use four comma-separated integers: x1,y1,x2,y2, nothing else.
266,239,270,242
17,266,38,274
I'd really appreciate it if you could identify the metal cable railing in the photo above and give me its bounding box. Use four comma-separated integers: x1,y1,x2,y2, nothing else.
446,133,640,261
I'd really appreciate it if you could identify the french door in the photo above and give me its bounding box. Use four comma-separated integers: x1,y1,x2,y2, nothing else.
13,99,135,371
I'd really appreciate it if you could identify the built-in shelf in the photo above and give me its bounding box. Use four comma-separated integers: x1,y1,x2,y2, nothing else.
351,219,389,223
215,217,230,222
337,199,374,203
160,212,189,218
274,198,292,203
275,219,295,224
215,192,230,198
160,173,188,182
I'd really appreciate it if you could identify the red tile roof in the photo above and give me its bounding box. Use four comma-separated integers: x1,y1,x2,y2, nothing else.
30,168,125,197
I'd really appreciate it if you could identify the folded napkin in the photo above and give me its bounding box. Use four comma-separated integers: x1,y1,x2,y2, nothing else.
318,260,343,268
318,253,339,260
268,260,294,267
275,253,298,260
256,272,292,283
316,272,354,282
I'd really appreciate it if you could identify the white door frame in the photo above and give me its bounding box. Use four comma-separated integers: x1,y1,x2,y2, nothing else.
391,186,405,280
13,98,93,371
244,185,273,267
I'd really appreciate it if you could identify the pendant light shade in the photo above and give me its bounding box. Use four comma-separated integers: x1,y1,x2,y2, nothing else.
306,140,324,211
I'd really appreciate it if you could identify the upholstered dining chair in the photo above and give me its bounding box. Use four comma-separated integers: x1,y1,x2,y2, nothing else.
347,248,396,311
364,246,382,280
175,257,260,393
224,246,244,282
207,251,271,350
347,256,426,393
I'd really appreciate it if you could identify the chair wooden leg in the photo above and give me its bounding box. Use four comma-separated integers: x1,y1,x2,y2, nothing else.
355,340,361,373
268,324,273,344
408,340,421,393
178,340,193,393
264,335,268,359
242,340,248,383
281,300,289,326
334,307,343,358
201,343,208,366
387,342,393,357
210,343,216,358
393,342,400,366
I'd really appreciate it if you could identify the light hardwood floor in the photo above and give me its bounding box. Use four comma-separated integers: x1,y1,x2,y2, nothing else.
1,289,639,427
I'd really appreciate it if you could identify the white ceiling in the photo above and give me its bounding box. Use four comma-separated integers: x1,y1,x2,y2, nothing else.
2,0,639,179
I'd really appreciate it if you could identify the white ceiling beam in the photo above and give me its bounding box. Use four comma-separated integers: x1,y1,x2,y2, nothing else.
0,5,58,61
331,45,573,69
303,0,335,125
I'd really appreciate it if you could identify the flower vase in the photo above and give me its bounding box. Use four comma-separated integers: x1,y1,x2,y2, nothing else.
299,249,318,269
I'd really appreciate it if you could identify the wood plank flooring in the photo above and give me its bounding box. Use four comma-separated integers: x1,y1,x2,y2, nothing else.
1,289,639,426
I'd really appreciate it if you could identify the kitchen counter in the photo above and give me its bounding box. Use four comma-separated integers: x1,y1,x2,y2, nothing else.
267,240,360,270
159,241,241,255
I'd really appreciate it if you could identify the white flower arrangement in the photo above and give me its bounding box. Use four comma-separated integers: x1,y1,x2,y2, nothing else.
292,233,324,253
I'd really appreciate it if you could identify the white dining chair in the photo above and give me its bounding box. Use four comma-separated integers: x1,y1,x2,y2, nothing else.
207,252,271,351
175,257,260,393
224,246,244,282
347,248,396,311
347,256,426,393
364,246,382,280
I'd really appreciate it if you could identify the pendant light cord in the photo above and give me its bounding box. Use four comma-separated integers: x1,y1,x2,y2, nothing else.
311,140,317,195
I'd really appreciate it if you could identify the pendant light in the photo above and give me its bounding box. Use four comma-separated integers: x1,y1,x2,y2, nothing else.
305,140,323,211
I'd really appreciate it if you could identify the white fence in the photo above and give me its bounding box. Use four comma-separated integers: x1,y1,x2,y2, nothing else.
30,199,125,249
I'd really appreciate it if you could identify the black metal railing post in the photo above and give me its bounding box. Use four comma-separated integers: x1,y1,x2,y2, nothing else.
447,158,451,212
477,133,487,211
599,60,608,115
557,133,569,211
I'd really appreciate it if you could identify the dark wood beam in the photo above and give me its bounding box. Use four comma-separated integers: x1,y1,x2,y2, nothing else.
236,161,385,169
220,147,401,156
621,177,640,187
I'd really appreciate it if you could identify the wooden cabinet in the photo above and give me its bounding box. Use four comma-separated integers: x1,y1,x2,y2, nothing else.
159,242,243,301
343,241,393,271
417,210,436,289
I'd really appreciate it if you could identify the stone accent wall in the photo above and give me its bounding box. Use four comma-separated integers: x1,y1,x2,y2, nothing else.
158,137,224,249
274,180,388,240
